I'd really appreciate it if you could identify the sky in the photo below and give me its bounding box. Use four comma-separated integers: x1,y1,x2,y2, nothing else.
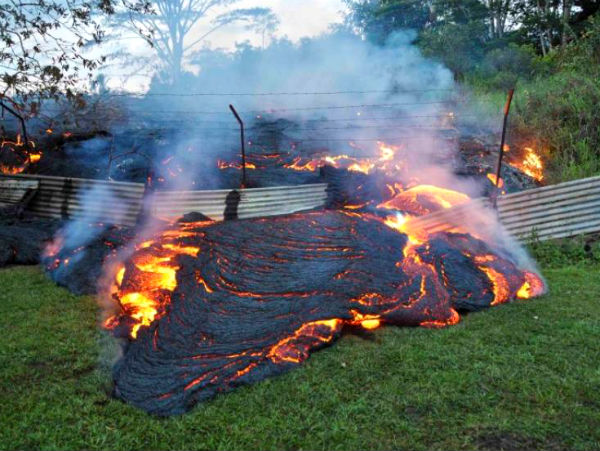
210,0,348,47
107,0,348,91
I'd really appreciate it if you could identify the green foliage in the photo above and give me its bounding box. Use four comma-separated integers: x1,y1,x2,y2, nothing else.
472,44,538,90
419,21,488,79
511,69,600,182
462,16,600,183
344,0,433,43
1,265,600,450
527,235,600,268
550,15,600,72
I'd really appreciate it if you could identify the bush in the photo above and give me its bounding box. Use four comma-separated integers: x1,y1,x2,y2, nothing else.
466,17,600,184
527,235,600,268
419,21,487,80
473,44,537,90
511,70,600,182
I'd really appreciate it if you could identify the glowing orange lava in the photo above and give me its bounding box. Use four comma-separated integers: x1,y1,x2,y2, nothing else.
267,319,342,364
217,160,257,170
283,142,403,175
104,226,203,338
378,185,470,216
487,173,504,188
475,258,511,306
517,271,546,299
0,133,42,174
511,147,544,182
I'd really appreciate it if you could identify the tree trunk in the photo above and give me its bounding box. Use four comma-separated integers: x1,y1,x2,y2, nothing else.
562,0,571,46
540,34,547,56
171,41,184,86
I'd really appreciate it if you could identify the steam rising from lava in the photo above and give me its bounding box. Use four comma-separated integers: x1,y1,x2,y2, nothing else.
106,206,544,415
38,30,548,415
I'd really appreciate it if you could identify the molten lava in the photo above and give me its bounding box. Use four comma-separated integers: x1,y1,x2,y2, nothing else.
81,136,548,416
0,134,42,174
487,173,505,188
283,142,403,175
511,147,544,182
378,184,470,216
105,199,545,415
104,224,205,338
217,160,257,170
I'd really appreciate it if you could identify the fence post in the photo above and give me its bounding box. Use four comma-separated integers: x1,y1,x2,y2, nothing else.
491,88,515,209
229,104,247,188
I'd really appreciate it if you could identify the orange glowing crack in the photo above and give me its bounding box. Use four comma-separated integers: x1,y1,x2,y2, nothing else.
284,142,401,175
217,160,257,170
420,308,460,328
267,319,341,364
477,263,510,306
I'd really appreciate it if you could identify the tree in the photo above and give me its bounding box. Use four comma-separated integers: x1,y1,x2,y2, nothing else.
0,0,149,109
483,0,516,38
344,0,434,43
117,0,277,85
345,0,492,78
513,0,587,54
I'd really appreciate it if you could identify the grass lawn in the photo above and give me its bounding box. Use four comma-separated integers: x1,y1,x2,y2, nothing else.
0,265,599,450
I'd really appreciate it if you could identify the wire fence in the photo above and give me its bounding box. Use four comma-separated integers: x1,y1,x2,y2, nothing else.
0,89,484,151
100,88,457,97
38,100,456,116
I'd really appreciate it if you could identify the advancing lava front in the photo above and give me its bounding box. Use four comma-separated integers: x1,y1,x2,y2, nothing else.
106,204,544,415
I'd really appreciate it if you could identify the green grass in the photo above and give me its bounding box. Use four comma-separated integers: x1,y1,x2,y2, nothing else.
1,265,599,450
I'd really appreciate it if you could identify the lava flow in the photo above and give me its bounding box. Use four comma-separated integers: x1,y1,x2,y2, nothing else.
104,224,206,338
283,142,403,175
0,134,42,174
509,146,544,182
104,182,545,416
214,141,403,176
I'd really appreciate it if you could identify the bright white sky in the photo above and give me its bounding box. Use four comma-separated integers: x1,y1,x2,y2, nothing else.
210,0,347,46
108,0,348,90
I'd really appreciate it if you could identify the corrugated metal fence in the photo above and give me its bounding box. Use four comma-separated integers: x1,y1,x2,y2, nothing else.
0,173,145,226
498,175,600,240
151,184,328,221
1,172,599,241
405,175,600,241
0,173,328,225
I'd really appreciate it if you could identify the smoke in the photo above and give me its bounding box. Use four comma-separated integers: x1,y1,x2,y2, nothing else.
44,184,128,285
45,28,541,337
115,31,458,187
105,29,538,262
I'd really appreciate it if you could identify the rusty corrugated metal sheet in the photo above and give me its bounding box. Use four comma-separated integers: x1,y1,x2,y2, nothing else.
0,178,39,207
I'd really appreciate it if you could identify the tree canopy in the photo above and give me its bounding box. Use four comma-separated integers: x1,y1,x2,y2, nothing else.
0,0,150,108
344,0,599,78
